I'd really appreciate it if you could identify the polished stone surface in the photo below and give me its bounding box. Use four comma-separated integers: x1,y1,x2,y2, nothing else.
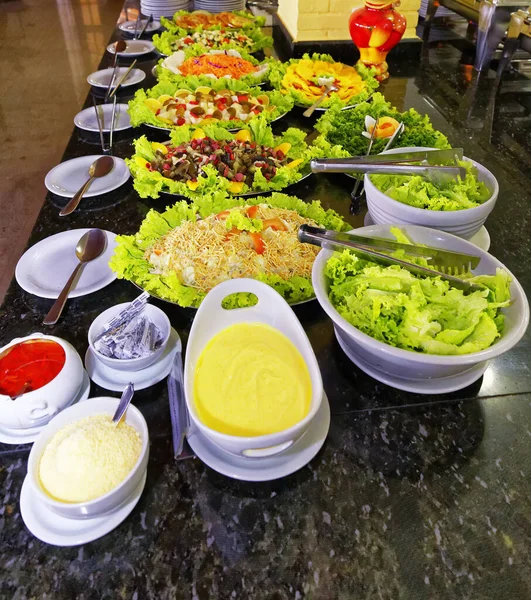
0,6,531,599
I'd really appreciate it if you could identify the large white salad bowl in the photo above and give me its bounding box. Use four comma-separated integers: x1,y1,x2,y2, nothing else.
0,333,84,430
364,147,499,239
184,278,323,458
312,225,529,388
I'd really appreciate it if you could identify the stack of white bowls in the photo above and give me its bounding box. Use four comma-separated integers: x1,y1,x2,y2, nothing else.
141,0,190,19
194,0,246,12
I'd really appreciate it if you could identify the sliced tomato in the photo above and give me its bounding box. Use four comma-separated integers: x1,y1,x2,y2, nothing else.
237,94,249,103
262,218,287,231
249,232,265,254
215,210,231,220
225,226,241,240
246,205,259,218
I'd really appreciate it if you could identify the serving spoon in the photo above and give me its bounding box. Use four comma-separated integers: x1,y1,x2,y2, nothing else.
42,229,107,326
59,156,114,217
106,40,127,101
112,383,135,426
303,83,338,118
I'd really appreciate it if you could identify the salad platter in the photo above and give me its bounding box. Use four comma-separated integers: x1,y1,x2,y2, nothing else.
160,10,266,33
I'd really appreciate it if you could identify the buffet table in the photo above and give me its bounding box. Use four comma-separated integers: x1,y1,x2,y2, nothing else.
1,3,530,598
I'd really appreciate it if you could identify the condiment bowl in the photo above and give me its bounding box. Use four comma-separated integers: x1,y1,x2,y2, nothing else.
364,147,499,239
312,224,529,392
0,333,84,430
27,396,149,519
88,303,171,371
184,278,323,458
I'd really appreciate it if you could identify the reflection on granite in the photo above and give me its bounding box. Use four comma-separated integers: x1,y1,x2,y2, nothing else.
1,8,531,599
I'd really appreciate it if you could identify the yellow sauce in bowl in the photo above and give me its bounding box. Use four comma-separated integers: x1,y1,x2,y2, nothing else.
194,323,312,436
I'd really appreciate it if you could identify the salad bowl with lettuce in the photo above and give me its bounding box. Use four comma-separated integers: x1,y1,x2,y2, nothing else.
312,224,529,393
364,147,498,239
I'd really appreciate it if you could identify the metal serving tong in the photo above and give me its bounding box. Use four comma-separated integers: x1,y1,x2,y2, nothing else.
298,225,483,293
312,148,466,186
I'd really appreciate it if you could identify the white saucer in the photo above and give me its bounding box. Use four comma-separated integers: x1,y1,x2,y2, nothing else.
362,213,491,252
334,326,488,394
74,104,131,133
187,393,330,482
87,67,146,89
0,370,90,445
16,229,117,299
45,155,130,198
107,40,155,57
119,19,161,33
85,328,180,391
20,470,146,547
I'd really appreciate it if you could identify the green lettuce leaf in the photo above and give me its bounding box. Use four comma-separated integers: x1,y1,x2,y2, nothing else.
370,160,492,211
324,234,512,355
315,92,450,156
109,192,350,308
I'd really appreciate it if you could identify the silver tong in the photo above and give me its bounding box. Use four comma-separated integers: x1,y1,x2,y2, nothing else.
312,148,466,186
298,225,483,293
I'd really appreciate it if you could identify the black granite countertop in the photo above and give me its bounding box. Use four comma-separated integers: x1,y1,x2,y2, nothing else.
1,5,530,599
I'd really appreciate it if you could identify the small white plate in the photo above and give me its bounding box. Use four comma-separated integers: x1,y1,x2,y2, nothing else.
16,229,117,299
85,328,180,391
187,392,330,482
20,469,146,547
87,67,146,89
107,40,155,57
335,326,488,394
363,212,491,252
0,370,90,446
74,104,131,133
45,155,130,198
119,19,161,33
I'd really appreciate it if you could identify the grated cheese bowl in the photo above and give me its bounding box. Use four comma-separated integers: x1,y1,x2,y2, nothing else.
27,397,149,519
184,278,323,458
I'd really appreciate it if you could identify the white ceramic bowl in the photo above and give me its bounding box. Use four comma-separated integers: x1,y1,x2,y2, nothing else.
364,147,499,239
312,225,529,385
27,397,149,519
88,303,171,372
0,333,84,430
184,278,323,458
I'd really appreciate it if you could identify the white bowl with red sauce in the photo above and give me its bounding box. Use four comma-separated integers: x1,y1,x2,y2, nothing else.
0,334,84,430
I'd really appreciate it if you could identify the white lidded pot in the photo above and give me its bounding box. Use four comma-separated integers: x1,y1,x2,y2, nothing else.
0,333,84,430
184,278,323,459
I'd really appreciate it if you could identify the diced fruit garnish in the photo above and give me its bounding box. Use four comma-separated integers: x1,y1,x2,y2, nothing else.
249,232,265,254
274,142,291,155
286,158,303,169
157,94,173,104
187,180,199,190
175,89,190,98
192,128,206,140
246,205,259,218
145,98,162,113
256,94,270,106
228,181,245,193
151,142,168,155
234,129,253,143
135,155,150,168
262,218,287,231
368,25,392,48
195,86,212,95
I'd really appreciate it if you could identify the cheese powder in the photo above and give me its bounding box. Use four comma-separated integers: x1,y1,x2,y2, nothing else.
39,414,142,503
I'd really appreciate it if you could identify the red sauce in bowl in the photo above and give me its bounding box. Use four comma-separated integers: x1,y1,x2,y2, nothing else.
0,339,66,397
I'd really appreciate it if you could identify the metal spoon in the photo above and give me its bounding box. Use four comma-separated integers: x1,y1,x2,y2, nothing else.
59,156,114,217
112,383,135,426
105,40,127,101
303,83,338,118
42,229,107,325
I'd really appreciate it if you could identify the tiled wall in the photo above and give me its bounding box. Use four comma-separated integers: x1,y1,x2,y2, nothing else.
278,0,420,42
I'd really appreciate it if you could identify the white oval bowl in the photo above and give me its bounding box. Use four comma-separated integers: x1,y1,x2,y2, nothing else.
184,278,323,458
364,147,499,239
88,303,171,372
0,334,84,430
27,397,149,519
312,225,529,383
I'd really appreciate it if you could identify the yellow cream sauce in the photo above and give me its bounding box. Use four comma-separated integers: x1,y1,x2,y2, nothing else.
194,323,312,436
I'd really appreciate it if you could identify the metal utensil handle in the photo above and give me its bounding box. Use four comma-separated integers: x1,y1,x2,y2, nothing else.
311,161,463,177
42,262,83,325
59,176,96,217
105,57,120,102
303,85,333,118
113,382,135,425
136,14,153,39
109,59,137,98
351,119,377,197
92,98,107,153
109,96,117,154
167,350,189,457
